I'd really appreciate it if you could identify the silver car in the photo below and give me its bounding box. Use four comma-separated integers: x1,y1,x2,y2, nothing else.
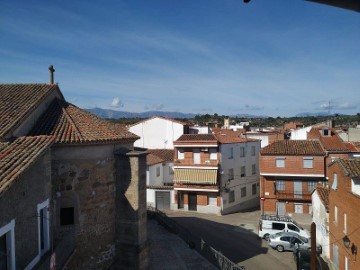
268,232,322,254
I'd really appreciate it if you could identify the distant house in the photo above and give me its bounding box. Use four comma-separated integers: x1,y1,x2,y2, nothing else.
312,186,330,259
260,140,326,215
146,149,175,210
173,130,261,215
328,158,360,270
129,116,189,149
0,80,148,269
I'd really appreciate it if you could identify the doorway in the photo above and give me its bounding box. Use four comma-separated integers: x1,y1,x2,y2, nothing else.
188,193,197,211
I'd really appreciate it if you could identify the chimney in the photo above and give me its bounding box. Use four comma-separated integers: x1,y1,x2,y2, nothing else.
49,65,55,84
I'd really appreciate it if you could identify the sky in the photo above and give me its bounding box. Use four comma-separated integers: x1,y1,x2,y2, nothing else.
1,0,360,117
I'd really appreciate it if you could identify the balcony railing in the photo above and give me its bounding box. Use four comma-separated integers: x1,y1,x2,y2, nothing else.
275,191,312,201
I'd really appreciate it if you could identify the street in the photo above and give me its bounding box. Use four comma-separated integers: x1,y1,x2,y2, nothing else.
164,209,296,270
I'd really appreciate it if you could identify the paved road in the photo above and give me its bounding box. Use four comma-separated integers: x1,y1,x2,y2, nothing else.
164,210,296,270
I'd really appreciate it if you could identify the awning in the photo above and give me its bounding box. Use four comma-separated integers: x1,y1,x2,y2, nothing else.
174,169,218,185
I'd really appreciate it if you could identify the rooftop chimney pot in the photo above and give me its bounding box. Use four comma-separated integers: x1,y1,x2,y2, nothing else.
49,65,55,84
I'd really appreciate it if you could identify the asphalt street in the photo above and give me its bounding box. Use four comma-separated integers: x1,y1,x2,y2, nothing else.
163,210,296,270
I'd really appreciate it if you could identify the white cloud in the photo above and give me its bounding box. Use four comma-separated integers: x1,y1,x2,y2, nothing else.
110,97,123,108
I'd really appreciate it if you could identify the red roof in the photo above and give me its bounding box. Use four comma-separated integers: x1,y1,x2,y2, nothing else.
0,135,55,194
0,84,63,139
175,134,217,142
331,158,360,178
213,129,258,144
314,186,329,211
308,127,348,152
261,140,324,155
30,99,138,144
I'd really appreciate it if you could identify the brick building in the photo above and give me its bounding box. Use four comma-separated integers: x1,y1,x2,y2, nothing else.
328,158,360,270
173,130,260,215
260,140,326,215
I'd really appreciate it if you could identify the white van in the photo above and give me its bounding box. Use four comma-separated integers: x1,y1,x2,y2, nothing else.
258,214,310,240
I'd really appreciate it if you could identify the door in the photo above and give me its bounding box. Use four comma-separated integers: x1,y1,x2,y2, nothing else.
276,202,286,216
188,193,197,211
156,191,170,210
294,203,303,214
177,192,184,209
294,181,302,198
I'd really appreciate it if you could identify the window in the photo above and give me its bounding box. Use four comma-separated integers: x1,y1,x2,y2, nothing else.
229,190,235,203
272,222,285,230
333,244,339,269
38,199,50,256
303,157,313,168
307,181,317,192
345,256,349,270
276,158,285,168
209,148,217,160
240,147,245,157
156,166,161,177
241,166,246,177
276,180,285,191
241,187,246,198
288,224,300,233
280,236,291,242
332,173,338,191
229,147,233,159
252,164,256,175
344,213,347,234
177,148,184,160
169,166,174,175
251,145,256,156
0,220,15,270
334,205,338,224
193,148,200,164
60,207,75,226
228,168,234,180
252,183,257,195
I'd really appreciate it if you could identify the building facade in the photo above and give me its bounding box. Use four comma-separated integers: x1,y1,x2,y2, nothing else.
328,158,360,270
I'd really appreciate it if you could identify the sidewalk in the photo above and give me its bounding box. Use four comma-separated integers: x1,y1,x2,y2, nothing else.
148,218,217,270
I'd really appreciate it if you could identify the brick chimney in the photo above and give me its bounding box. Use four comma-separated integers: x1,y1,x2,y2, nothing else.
49,65,55,84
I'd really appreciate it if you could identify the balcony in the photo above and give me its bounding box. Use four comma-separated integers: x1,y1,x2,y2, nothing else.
275,191,312,201
174,159,219,167
173,168,218,185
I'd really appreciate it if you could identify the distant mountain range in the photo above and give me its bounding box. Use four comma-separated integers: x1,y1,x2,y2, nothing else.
86,107,336,119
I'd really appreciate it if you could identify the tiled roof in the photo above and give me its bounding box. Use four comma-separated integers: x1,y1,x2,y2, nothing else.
147,153,165,166
314,186,329,211
0,84,62,139
148,149,174,162
332,158,360,178
0,135,55,194
261,140,324,155
30,99,139,144
129,115,188,127
344,142,360,152
176,134,217,142
308,127,348,152
213,129,258,144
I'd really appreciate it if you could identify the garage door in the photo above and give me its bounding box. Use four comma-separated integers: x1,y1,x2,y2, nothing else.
156,191,170,210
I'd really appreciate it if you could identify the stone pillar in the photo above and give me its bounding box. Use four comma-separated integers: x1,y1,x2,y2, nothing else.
114,149,148,270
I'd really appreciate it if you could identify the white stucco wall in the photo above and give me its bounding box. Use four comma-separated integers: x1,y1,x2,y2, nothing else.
244,134,269,148
220,141,261,214
290,126,312,140
312,191,330,259
129,117,185,149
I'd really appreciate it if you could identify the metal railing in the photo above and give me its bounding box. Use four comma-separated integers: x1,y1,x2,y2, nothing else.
276,191,312,201
35,227,75,270
147,207,245,270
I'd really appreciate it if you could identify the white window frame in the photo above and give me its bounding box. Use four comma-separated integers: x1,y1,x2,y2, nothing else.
334,205,338,225
177,148,184,160
0,219,16,270
303,157,314,169
332,173,338,191
276,158,285,168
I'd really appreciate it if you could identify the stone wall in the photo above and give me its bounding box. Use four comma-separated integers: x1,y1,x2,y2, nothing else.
0,149,51,269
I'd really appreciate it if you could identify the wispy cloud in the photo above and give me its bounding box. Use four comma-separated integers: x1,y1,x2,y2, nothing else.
110,97,124,108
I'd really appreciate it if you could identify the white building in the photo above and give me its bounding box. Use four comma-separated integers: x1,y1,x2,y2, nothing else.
312,186,330,259
129,116,188,149
146,149,175,210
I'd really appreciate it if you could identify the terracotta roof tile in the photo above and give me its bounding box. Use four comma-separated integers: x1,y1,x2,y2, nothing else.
315,186,329,211
0,135,55,194
148,149,174,162
0,84,62,139
176,134,217,142
261,140,324,155
147,153,165,166
213,129,258,144
332,158,360,178
308,127,348,152
30,99,138,144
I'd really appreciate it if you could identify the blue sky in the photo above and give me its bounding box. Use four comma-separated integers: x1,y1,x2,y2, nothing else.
1,0,359,117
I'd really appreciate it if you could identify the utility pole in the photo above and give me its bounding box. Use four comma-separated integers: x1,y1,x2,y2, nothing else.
311,222,317,270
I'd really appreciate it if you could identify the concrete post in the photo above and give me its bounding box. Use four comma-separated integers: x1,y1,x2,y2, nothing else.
114,149,149,270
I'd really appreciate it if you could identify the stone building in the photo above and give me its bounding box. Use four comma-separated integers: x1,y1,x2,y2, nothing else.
0,78,148,269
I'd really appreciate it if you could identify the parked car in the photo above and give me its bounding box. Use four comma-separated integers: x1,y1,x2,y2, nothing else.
258,214,310,240
293,250,322,270
268,232,322,254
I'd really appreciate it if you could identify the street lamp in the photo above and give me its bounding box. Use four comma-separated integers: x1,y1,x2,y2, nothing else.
343,235,351,248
